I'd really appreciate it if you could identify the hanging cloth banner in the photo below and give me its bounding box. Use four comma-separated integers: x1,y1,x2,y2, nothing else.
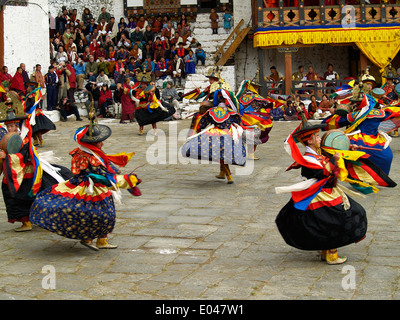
253,24,400,48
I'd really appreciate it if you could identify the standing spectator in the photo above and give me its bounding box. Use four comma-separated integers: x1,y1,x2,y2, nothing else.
98,84,113,117
74,58,86,91
97,7,111,23
323,63,339,93
66,62,76,103
184,50,196,75
210,8,219,34
85,55,98,82
195,43,206,66
34,64,46,108
57,62,71,100
20,63,30,88
113,84,122,118
45,65,58,111
10,67,25,95
223,9,232,34
0,66,12,83
117,77,136,123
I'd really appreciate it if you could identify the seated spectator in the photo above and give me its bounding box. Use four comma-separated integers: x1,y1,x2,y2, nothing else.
66,46,78,63
313,94,331,120
283,101,298,121
161,21,174,40
142,55,155,81
113,57,126,81
143,25,155,44
82,46,92,62
270,106,284,121
98,84,113,117
56,97,82,122
85,54,98,82
137,15,148,33
127,16,137,31
195,43,206,66
129,43,142,60
296,102,309,120
152,15,163,33
55,46,68,63
184,50,196,75
73,58,86,91
96,45,107,61
155,57,171,79
176,42,187,59
62,27,73,45
307,95,319,119
116,46,129,61
130,27,144,47
96,69,111,87
142,43,154,61
162,80,180,112
154,44,165,62
116,25,130,44
97,56,110,75
164,44,177,61
89,38,100,57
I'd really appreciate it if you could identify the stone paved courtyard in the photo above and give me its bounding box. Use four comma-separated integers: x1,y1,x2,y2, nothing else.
1,117,400,301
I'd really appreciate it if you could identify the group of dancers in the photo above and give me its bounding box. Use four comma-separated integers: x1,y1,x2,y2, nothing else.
1,65,400,262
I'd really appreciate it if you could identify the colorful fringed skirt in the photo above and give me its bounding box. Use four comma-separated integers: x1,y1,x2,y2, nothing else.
30,173,116,240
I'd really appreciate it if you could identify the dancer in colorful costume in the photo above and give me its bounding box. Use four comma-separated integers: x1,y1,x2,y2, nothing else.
182,89,246,184
30,107,142,251
236,71,273,160
275,111,369,264
24,82,56,147
322,82,400,175
0,92,72,232
133,78,175,136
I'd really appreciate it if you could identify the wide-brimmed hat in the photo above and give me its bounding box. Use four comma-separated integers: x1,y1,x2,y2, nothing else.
361,74,377,88
80,124,112,143
293,107,325,144
383,69,396,80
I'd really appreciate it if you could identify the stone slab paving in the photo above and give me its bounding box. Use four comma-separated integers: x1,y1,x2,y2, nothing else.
1,117,400,300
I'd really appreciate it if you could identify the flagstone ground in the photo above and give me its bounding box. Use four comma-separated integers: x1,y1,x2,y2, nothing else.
1,118,400,301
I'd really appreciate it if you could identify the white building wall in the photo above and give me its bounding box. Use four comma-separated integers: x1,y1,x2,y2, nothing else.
4,0,50,76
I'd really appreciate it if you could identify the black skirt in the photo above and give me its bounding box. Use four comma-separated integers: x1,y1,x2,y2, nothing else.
32,113,56,135
275,197,367,251
134,103,175,127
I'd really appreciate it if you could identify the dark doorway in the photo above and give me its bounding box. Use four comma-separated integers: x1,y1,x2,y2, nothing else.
199,0,218,9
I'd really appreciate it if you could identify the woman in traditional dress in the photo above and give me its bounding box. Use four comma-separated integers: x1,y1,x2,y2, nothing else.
182,89,246,184
275,116,368,264
30,110,142,251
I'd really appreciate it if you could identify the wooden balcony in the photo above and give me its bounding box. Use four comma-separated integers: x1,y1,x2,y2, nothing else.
255,0,400,29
